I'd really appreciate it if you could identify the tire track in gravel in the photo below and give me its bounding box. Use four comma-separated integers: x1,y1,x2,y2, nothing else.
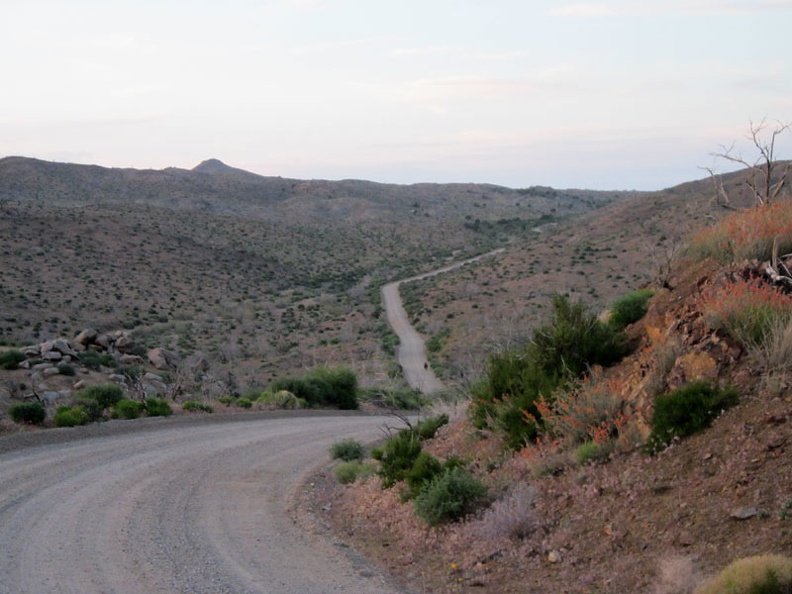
0,413,408,594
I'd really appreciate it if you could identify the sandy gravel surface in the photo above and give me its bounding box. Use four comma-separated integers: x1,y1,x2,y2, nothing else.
0,412,407,594
381,249,503,394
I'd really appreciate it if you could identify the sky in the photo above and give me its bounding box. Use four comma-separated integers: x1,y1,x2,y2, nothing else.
2,0,791,190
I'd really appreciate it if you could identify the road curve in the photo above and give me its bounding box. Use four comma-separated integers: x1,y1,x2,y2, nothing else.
0,413,407,594
381,249,504,394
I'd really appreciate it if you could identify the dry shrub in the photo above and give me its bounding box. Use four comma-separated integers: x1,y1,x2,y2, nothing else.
654,556,702,594
474,482,535,540
700,278,792,347
751,317,792,378
688,200,792,263
536,373,629,447
694,554,792,594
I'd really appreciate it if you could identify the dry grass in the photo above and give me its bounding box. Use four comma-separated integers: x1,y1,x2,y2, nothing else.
694,554,792,594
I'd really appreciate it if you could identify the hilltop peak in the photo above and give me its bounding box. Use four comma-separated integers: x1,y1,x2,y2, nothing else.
192,158,234,174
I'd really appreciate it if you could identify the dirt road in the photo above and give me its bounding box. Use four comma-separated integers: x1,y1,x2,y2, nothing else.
381,249,503,394
0,413,408,594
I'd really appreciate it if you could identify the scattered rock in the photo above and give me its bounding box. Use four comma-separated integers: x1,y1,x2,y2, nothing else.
730,506,758,520
547,550,562,564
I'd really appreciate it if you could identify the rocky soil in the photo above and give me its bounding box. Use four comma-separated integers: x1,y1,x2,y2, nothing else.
299,259,792,593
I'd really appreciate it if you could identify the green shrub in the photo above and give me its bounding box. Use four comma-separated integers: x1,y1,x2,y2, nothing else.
78,350,103,370
609,289,654,330
144,398,173,417
182,400,213,413
111,399,143,420
74,396,104,422
373,432,423,488
0,349,26,370
404,451,444,500
694,554,792,594
329,439,365,462
54,405,91,427
256,390,304,409
413,467,488,526
334,462,376,484
574,440,614,465
217,395,235,405
236,397,252,409
646,381,739,453
8,402,46,425
80,384,124,409
358,387,425,410
414,414,449,440
57,362,76,376
269,367,358,410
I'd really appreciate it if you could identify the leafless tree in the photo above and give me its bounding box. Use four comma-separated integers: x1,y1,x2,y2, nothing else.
703,118,791,209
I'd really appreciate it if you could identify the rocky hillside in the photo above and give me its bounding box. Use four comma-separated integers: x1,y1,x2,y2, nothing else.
307,201,792,593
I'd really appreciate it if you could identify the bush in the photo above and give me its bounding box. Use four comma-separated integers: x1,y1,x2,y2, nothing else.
372,432,423,488
694,554,792,594
646,381,739,453
54,405,91,427
78,350,103,370
574,440,614,465
144,398,173,417
80,384,124,409
358,387,425,410
609,289,654,330
329,439,365,462
8,402,46,425
404,451,444,500
256,390,304,409
236,397,252,409
217,395,235,405
414,414,449,440
111,399,143,420
0,349,26,370
74,396,104,422
475,483,535,540
334,462,376,484
182,400,213,413
269,367,358,410
413,466,488,526
57,362,76,376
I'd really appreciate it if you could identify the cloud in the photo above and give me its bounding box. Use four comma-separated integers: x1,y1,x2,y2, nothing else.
549,0,792,17
389,45,462,57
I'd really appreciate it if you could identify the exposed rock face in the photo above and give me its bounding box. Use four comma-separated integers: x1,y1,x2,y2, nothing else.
148,348,180,370
115,335,136,354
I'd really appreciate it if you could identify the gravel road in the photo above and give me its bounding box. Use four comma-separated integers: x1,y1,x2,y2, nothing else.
381,249,503,394
0,413,407,594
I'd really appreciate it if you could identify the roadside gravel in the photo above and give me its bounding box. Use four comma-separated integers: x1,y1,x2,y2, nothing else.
0,412,408,594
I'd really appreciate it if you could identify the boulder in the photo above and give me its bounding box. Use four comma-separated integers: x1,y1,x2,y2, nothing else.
147,348,179,370
95,334,114,349
115,335,136,354
119,354,144,366
74,328,98,346
42,351,62,362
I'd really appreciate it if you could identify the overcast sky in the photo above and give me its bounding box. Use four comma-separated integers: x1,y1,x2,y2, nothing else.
2,0,791,190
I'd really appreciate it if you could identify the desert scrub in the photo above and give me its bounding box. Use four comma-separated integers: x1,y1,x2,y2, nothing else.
269,367,358,410
702,278,792,347
57,362,76,376
413,466,488,526
474,483,535,540
413,413,449,440
111,399,143,419
256,390,304,409
646,381,739,454
8,402,46,425
609,288,654,330
687,199,792,263
54,405,91,427
143,398,173,417
329,439,365,462
0,349,26,370
182,400,213,413
574,440,614,465
372,432,423,488
235,397,252,409
79,384,124,409
333,461,376,484
694,554,792,594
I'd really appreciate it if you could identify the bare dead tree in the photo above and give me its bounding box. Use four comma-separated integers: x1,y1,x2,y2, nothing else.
703,119,791,209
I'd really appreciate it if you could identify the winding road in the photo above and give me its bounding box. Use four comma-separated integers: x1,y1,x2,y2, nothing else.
0,413,407,594
381,249,504,393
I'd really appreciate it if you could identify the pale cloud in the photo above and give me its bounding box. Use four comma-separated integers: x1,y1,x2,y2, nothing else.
389,45,462,57
550,0,792,17
291,36,386,55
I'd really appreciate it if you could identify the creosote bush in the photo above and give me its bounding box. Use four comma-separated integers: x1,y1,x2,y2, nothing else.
413,466,488,526
54,405,91,427
0,349,26,370
8,402,46,425
694,554,792,594
182,400,213,413
269,367,358,410
329,439,365,462
609,288,654,330
111,399,143,419
144,398,173,417
470,294,629,450
646,381,739,454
